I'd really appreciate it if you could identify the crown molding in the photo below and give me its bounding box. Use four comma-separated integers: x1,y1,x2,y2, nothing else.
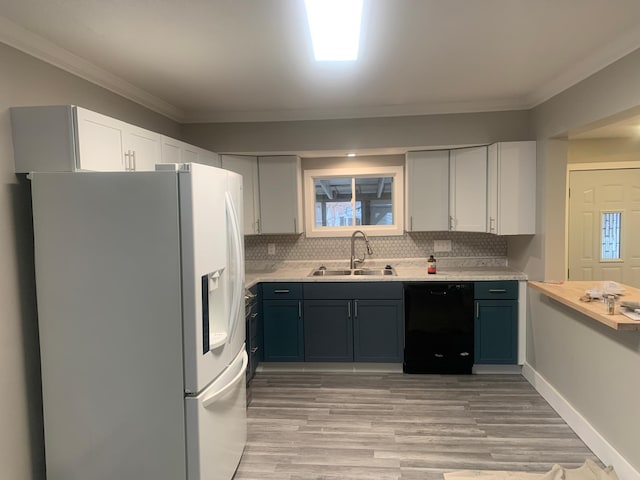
0,15,185,122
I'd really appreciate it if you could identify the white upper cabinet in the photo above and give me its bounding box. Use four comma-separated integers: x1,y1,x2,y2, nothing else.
75,107,127,171
487,141,536,235
11,105,161,172
449,146,488,232
221,154,260,235
221,154,303,235
124,124,162,172
258,156,303,234
159,136,221,168
405,150,450,231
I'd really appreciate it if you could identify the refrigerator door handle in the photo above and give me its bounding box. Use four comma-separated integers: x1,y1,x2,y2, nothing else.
225,191,244,339
202,350,248,408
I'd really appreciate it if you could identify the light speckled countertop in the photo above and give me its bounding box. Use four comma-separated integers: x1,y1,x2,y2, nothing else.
245,258,527,288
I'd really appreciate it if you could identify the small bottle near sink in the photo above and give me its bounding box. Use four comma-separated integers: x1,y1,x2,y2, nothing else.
427,255,437,274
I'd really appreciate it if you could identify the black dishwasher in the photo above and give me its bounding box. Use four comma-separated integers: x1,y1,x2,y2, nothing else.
404,282,474,374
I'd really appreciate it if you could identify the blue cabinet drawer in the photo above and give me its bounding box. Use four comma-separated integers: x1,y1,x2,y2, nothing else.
304,282,402,300
474,281,518,299
262,282,303,299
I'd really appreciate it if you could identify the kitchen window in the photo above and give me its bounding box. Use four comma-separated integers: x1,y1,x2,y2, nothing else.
303,166,404,237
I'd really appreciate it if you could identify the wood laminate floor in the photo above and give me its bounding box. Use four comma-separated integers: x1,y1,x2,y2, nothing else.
234,372,599,480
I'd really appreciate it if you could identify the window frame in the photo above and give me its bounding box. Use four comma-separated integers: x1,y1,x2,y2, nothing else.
303,166,404,237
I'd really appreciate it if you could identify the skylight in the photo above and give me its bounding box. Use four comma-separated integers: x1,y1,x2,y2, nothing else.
304,0,363,61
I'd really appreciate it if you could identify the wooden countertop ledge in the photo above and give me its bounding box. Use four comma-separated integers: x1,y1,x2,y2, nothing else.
529,281,640,331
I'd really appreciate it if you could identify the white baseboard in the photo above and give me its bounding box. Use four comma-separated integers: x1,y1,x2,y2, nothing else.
522,363,639,480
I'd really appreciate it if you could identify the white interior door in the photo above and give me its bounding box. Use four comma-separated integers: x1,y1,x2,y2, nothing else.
568,169,640,287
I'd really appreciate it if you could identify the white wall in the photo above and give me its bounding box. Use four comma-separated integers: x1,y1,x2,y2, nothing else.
568,137,640,164
0,41,179,480
182,110,533,154
527,291,640,476
520,48,640,475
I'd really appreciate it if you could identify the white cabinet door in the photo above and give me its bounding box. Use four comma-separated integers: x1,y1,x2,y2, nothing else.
75,107,126,171
160,136,183,164
221,155,260,235
449,146,487,232
159,136,221,168
405,150,449,231
258,156,303,234
487,141,536,235
123,125,161,171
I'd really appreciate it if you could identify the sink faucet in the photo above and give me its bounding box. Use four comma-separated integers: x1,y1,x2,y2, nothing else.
350,230,373,269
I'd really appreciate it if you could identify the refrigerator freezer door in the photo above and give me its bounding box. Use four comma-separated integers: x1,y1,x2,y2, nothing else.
185,348,248,480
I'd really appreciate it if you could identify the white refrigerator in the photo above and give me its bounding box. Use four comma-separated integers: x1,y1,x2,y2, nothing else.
30,163,247,480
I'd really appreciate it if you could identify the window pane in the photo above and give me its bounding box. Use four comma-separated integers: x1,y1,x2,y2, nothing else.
354,176,393,225
601,212,621,260
314,178,354,227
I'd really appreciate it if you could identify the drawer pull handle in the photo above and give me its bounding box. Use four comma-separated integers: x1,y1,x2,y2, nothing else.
274,289,290,294
489,289,507,293
434,353,444,358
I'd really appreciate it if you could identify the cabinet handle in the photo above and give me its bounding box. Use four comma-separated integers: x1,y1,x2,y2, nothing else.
298,301,302,319
449,215,455,231
410,216,413,231
347,302,351,319
293,218,297,232
251,347,258,353
124,151,130,171
250,313,258,319
476,302,479,319
256,219,261,234
273,289,290,294
489,216,496,233
489,289,507,293
354,299,358,319
131,150,136,171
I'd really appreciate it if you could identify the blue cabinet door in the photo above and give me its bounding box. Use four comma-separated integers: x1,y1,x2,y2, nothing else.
354,299,403,362
474,300,517,364
303,300,353,361
263,299,304,361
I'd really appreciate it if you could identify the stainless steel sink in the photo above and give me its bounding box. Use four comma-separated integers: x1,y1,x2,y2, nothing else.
309,269,352,276
308,267,396,277
352,268,395,276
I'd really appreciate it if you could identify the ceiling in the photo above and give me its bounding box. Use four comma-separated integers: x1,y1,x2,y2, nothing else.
2,0,640,126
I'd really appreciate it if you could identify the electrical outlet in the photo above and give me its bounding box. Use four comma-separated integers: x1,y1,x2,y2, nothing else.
267,243,276,255
433,240,452,253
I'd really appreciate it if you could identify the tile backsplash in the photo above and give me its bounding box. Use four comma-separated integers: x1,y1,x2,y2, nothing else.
245,231,507,262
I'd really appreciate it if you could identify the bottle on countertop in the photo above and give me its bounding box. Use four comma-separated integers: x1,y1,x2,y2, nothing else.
427,255,436,274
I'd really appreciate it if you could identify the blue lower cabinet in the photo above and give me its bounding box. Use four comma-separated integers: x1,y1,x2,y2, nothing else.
474,299,518,364
303,300,353,361
354,299,403,362
302,283,404,363
263,299,304,361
